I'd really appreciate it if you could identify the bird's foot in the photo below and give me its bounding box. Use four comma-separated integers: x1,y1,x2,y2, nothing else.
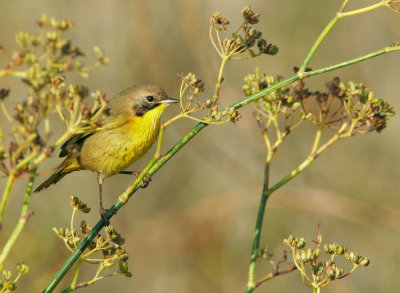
120,171,152,188
99,207,114,226
140,174,152,188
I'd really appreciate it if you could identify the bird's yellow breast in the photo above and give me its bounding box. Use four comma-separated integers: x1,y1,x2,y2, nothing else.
79,104,167,177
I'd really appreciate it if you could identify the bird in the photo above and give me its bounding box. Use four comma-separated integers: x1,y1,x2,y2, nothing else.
34,84,178,224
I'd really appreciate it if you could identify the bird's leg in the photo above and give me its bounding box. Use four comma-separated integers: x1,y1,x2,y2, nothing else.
97,173,111,226
119,170,152,188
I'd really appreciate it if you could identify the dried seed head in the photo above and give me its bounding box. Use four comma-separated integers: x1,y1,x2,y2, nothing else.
105,225,126,246
70,196,91,213
16,263,29,275
0,88,10,100
210,12,229,31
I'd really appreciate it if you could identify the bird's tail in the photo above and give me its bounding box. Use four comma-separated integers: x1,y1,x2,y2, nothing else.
34,156,81,193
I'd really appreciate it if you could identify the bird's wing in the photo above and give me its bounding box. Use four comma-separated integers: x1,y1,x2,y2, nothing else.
59,107,131,157
59,131,95,157
100,111,131,129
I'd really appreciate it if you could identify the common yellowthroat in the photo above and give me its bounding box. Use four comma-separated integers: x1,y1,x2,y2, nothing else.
35,84,178,223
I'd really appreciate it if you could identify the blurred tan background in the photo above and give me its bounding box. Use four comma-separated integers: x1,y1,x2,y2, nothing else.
0,0,399,292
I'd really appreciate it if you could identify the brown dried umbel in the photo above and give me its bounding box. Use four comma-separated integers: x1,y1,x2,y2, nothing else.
210,12,229,32
243,68,394,139
210,6,278,59
297,77,394,133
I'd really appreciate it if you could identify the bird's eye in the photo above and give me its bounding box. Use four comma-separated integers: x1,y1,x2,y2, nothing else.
146,95,155,103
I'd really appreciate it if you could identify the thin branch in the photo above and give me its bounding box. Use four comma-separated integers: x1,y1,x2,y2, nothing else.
254,265,297,288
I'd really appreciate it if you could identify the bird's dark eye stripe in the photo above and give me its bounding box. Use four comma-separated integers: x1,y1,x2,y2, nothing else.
146,95,155,102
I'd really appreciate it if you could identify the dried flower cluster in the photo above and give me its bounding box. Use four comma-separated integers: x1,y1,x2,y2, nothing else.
243,68,394,151
176,72,240,124
209,6,278,58
244,69,304,133
53,196,131,290
320,77,394,133
0,262,29,292
178,72,205,112
284,231,369,289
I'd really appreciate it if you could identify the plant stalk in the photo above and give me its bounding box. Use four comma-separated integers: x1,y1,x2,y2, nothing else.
245,159,271,292
0,169,36,265
0,171,16,226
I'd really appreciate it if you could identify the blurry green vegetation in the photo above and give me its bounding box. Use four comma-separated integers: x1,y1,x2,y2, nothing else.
0,13,112,291
0,0,399,293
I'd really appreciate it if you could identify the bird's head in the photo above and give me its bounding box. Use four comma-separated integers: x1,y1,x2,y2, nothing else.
105,84,178,120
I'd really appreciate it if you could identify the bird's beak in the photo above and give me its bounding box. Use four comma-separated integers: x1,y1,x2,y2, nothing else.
159,97,179,104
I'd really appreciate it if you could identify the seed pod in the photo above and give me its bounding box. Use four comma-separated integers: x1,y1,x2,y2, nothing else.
306,248,313,260
359,257,370,267
297,237,306,249
336,245,344,255
241,6,250,16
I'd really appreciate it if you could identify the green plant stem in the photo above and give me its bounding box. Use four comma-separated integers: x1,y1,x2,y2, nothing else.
300,45,400,79
0,169,36,266
268,134,340,195
245,159,271,291
0,101,13,122
311,126,323,154
299,14,339,72
42,44,399,292
71,259,82,286
0,171,16,227
211,55,230,105
244,132,343,293
0,150,39,226
234,46,400,114
313,287,321,293
254,265,297,288
0,70,27,79
299,0,391,72
209,26,223,57
59,260,82,293
59,286,74,293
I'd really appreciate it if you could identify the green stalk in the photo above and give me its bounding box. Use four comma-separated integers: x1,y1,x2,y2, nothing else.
211,55,230,105
0,70,27,79
244,132,342,293
0,150,39,226
257,133,340,208
0,169,36,265
299,0,390,72
299,14,339,72
313,287,321,293
59,286,73,293
59,260,82,293
42,45,399,292
301,45,400,78
245,159,271,291
0,172,16,226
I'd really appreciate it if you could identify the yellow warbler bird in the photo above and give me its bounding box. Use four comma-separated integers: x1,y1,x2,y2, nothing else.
34,84,178,223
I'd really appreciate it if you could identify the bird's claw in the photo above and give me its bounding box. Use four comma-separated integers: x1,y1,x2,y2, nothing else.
99,207,114,226
140,174,152,188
